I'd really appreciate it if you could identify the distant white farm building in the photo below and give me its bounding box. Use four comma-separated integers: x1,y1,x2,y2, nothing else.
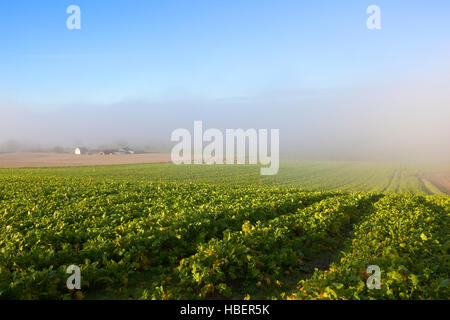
74,147,88,155
74,147,135,155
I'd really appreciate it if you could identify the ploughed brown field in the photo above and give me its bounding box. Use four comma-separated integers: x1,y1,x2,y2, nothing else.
0,152,171,168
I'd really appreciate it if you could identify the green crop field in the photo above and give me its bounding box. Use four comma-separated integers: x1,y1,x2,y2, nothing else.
0,161,448,300
1,161,448,194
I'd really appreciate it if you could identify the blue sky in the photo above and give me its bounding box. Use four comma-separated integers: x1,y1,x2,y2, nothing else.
0,1,449,160
1,0,449,104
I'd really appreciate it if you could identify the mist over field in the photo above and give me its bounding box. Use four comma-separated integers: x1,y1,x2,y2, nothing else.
1,62,449,162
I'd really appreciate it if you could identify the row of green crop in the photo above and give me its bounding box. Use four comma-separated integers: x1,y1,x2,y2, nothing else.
0,177,333,299
161,193,377,299
287,194,449,299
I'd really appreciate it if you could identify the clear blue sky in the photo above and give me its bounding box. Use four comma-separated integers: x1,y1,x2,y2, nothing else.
1,0,449,105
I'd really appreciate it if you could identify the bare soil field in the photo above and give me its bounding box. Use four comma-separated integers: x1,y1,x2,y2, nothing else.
0,152,171,168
